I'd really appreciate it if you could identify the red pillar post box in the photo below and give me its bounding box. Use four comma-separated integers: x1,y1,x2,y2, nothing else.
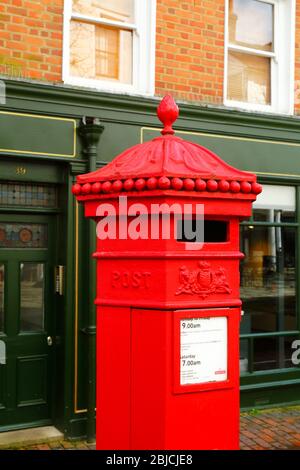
73,96,262,450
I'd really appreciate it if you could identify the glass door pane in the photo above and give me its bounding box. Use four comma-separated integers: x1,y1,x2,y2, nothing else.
20,263,45,332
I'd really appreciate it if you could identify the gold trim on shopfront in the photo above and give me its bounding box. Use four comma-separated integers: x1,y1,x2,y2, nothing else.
74,201,87,414
0,111,77,158
140,127,300,178
141,126,300,147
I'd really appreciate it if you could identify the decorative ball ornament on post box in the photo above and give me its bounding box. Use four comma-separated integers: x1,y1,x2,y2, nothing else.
73,95,262,450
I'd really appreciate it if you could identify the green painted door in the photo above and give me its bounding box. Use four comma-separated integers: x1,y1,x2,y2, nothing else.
0,214,56,430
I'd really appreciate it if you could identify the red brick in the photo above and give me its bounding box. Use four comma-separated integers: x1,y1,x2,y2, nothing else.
156,0,225,104
7,6,27,15
0,0,63,82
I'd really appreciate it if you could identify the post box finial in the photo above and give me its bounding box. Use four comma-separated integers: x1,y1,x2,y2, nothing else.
157,94,179,135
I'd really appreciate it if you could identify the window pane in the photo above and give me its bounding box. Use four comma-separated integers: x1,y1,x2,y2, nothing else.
20,263,44,332
253,209,296,223
228,51,271,104
0,264,4,332
70,20,132,84
253,185,296,212
0,182,57,208
95,26,132,83
253,337,277,371
72,0,134,23
241,226,296,333
240,338,249,373
253,185,296,222
70,21,96,78
96,26,119,79
0,223,47,249
253,336,298,371
229,0,273,51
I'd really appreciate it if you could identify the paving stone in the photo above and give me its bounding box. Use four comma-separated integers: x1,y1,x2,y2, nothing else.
239,406,300,450
1,406,300,450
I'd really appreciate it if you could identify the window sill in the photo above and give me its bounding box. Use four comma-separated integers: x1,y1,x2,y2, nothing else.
63,75,154,98
224,99,293,116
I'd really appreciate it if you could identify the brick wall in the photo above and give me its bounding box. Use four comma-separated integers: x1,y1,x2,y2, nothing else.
155,0,225,105
0,0,63,82
1,0,300,115
0,0,225,106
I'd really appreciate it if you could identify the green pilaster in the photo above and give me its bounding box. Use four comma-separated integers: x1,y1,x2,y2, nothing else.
78,117,104,442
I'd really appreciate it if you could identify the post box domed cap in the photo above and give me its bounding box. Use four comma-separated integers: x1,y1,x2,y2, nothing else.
75,95,262,196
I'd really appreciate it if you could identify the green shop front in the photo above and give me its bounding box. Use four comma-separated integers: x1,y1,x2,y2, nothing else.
0,80,299,438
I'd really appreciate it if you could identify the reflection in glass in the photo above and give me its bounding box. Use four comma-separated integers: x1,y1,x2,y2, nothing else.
228,51,271,105
70,21,133,83
253,337,276,371
229,0,273,51
72,0,134,23
253,209,296,223
253,336,298,371
70,0,133,84
96,26,132,82
20,263,44,332
239,339,249,373
0,264,4,332
253,185,295,215
240,224,296,333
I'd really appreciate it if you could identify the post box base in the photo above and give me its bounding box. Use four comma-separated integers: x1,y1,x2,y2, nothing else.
96,306,240,450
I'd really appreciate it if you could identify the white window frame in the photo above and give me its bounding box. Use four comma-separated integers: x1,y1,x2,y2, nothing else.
224,0,295,115
63,0,156,96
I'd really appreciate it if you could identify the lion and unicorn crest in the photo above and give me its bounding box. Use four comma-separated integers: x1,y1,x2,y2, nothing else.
175,261,232,299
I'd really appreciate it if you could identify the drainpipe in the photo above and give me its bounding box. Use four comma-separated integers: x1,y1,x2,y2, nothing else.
79,117,104,443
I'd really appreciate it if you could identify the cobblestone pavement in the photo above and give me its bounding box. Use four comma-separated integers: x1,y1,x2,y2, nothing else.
1,406,300,450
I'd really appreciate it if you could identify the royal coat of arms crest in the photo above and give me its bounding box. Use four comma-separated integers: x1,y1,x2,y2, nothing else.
175,261,232,299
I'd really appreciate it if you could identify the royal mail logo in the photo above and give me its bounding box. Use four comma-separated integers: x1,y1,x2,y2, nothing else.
175,261,232,299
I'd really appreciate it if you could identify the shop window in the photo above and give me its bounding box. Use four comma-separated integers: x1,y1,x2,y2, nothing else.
240,184,299,374
63,0,156,95
225,0,295,114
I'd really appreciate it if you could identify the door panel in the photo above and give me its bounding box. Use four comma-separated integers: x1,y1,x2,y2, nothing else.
17,355,48,406
0,214,56,429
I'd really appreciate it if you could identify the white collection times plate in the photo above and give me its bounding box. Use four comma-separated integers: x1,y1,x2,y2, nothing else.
180,317,228,385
